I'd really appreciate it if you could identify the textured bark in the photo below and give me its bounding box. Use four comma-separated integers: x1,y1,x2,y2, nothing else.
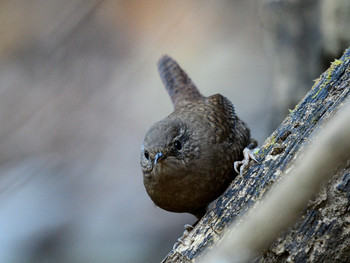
162,47,350,263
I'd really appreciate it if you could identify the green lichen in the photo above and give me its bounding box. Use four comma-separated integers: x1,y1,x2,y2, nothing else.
333,59,343,66
253,148,260,155
289,102,301,114
257,135,276,157
312,58,343,99
270,136,276,146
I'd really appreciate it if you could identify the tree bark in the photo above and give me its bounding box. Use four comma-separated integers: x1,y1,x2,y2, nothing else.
162,47,350,263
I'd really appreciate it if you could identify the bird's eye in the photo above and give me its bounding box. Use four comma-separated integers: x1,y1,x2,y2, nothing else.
174,140,182,150
144,150,150,160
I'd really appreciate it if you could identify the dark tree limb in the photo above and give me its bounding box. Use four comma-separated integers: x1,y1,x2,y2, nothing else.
162,47,350,263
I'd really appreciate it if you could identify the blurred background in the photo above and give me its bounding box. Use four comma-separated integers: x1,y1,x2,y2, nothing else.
0,0,349,262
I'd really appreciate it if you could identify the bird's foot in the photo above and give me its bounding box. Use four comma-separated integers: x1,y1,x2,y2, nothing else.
173,224,194,249
234,147,259,174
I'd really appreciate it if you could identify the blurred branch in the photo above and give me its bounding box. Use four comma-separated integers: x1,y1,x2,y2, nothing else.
162,48,350,262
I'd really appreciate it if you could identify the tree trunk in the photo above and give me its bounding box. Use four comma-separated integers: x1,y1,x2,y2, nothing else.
162,47,350,263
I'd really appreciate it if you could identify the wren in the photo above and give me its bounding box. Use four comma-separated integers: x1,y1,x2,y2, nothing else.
140,55,257,219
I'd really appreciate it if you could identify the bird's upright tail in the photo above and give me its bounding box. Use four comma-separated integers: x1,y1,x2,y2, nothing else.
158,55,203,109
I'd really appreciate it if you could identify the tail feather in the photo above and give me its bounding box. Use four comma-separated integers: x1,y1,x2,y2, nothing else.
158,55,203,109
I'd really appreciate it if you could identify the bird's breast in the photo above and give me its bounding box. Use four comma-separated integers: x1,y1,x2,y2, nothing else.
143,158,233,214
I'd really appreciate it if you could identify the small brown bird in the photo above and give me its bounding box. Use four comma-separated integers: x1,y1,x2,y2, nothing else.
141,55,257,220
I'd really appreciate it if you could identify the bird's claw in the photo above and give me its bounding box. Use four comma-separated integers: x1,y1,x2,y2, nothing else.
184,224,194,232
234,147,258,174
173,224,194,249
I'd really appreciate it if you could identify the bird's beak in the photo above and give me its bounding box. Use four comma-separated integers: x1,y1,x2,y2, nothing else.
154,152,166,164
